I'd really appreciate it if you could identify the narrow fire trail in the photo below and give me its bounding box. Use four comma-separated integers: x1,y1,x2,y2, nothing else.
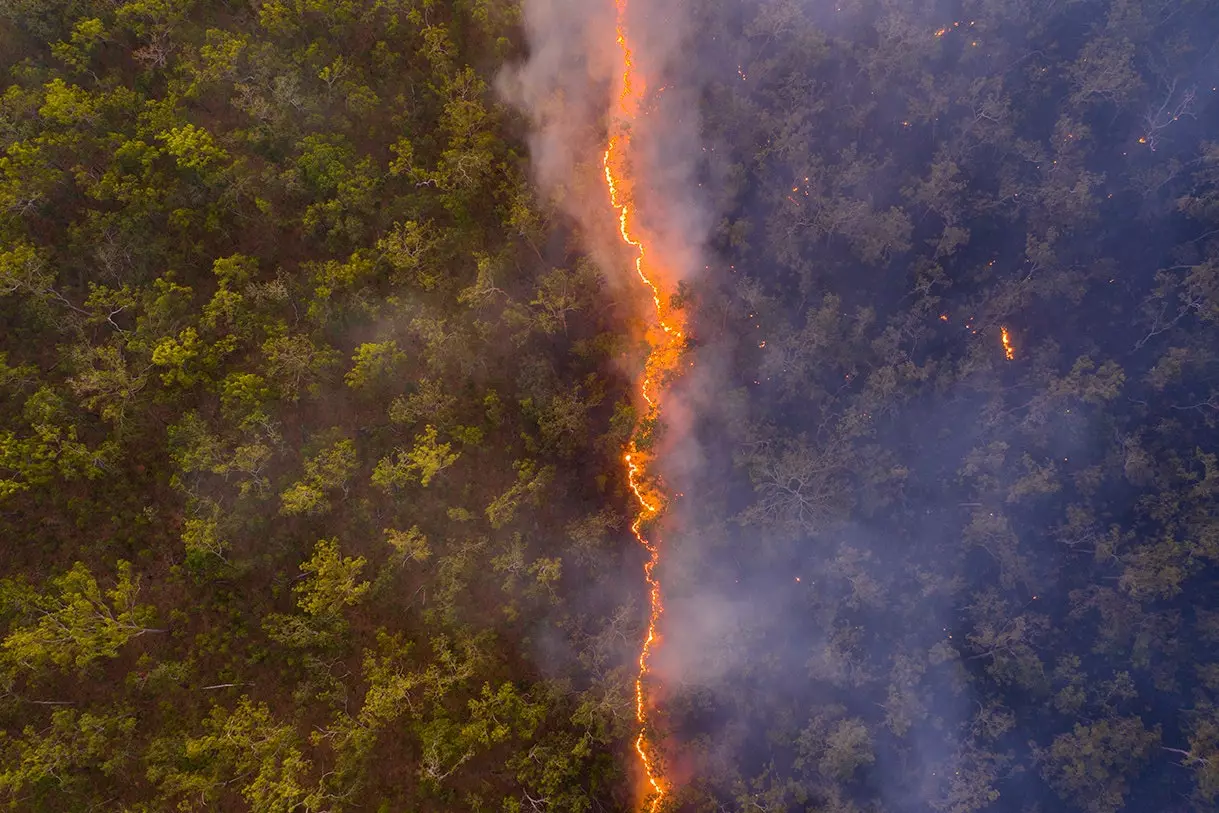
601,0,687,809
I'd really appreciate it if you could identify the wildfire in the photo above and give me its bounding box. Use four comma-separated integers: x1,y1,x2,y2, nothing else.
1000,326,1015,360
934,20,975,37
602,0,686,809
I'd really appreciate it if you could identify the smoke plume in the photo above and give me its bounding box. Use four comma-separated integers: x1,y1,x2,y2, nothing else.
497,0,710,298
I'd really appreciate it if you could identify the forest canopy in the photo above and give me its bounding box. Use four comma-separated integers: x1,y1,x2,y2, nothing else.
2,0,1219,812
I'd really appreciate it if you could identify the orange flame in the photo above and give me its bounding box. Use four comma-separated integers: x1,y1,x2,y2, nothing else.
602,0,687,809
1000,326,1015,360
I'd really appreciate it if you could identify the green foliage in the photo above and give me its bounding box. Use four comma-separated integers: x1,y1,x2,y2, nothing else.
39,78,97,125
372,425,460,489
0,0,633,809
219,371,271,425
0,386,116,498
68,343,149,427
279,437,356,516
261,334,339,400
0,706,136,803
148,697,313,811
49,17,106,72
181,501,229,563
385,526,430,564
0,242,51,298
293,538,369,617
1,561,158,672
378,219,437,288
150,327,202,387
485,459,552,529
344,341,406,390
156,123,229,173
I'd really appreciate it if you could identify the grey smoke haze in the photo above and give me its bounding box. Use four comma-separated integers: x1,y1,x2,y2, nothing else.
498,0,754,798
499,0,725,701
507,0,1219,809
497,0,976,802
496,0,710,296
507,0,992,808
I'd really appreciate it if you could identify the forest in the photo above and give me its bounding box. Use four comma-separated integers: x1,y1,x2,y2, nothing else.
2,0,1219,811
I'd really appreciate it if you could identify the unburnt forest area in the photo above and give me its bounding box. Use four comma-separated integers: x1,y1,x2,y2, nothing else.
0,2,642,811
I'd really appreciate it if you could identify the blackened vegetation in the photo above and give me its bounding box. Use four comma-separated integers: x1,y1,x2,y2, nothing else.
669,0,1219,810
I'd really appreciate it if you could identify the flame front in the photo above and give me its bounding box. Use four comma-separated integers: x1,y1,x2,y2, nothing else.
1001,326,1015,360
602,0,686,809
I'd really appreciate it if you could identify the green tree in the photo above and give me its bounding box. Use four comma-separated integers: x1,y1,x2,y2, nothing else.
279,437,357,516
148,698,313,811
1,561,160,672
261,334,339,401
0,706,136,805
343,341,406,391
1037,717,1160,813
371,425,459,489
294,538,370,617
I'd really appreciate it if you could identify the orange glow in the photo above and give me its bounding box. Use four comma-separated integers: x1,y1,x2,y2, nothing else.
1000,326,1015,360
625,453,657,513
602,0,687,809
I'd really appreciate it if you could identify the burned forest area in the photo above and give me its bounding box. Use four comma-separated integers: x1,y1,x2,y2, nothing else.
3,0,1219,812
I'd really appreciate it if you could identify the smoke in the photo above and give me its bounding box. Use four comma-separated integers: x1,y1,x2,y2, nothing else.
495,0,613,214
497,0,710,298
499,0,723,805
502,0,1219,809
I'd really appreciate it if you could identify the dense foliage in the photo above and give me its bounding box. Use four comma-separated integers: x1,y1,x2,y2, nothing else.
0,1,643,810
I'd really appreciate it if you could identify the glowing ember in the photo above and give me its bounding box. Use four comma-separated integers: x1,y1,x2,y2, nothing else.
1000,326,1015,360
602,0,688,809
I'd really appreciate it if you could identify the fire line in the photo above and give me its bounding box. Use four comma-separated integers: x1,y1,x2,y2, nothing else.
601,0,687,809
